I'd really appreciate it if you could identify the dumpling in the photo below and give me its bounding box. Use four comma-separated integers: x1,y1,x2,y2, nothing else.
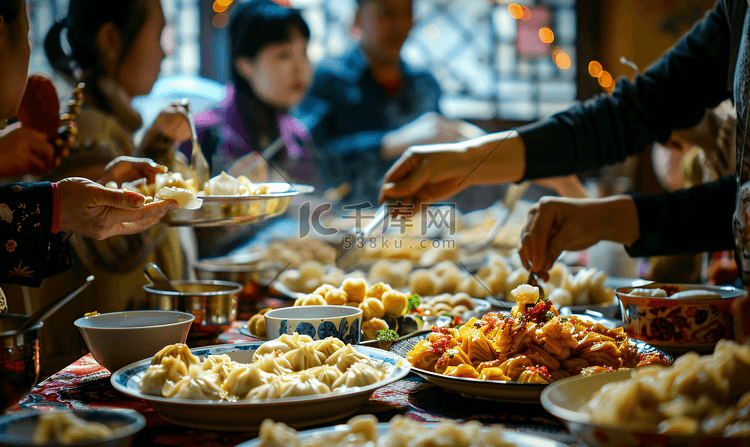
253,333,315,361
222,364,274,399
306,365,343,389
154,186,202,209
256,419,302,447
283,343,327,371
206,171,240,195
359,297,385,320
151,343,200,368
245,377,295,400
408,269,437,297
252,352,294,376
162,368,223,400
312,337,346,357
279,372,331,398
139,362,178,396
331,362,384,390
324,345,370,372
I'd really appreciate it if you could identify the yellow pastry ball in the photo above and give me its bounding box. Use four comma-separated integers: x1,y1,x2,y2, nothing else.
298,260,325,282
361,318,389,341
324,288,348,306
298,294,326,306
313,284,336,297
359,297,386,320
365,282,392,300
381,290,409,317
407,269,436,297
247,313,267,338
341,278,367,303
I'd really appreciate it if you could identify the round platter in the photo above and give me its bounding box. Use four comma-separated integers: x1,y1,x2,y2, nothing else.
235,421,569,447
110,342,410,431
161,183,314,227
389,333,673,404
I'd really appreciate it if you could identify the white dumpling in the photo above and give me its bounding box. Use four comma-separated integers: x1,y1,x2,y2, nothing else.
253,333,315,361
324,345,370,372
306,365,344,389
151,343,200,368
155,186,202,209
245,378,294,400
331,362,384,390
283,344,326,371
312,337,346,358
207,171,241,195
139,353,192,395
162,368,223,400
257,419,302,447
279,372,331,398
222,364,274,399
252,352,294,376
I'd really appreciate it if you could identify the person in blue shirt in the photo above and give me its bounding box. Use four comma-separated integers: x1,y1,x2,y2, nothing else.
295,0,470,206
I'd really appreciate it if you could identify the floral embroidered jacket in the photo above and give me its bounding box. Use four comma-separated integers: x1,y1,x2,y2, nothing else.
0,182,71,287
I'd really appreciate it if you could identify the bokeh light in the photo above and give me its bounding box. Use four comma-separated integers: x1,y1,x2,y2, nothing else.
598,70,613,89
422,24,441,41
508,3,524,20
520,5,532,21
213,0,229,13
554,51,571,69
538,27,554,44
212,12,230,28
271,0,291,5
588,60,602,78
215,0,233,6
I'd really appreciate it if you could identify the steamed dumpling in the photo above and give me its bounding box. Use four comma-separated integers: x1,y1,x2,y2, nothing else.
283,344,326,371
253,333,315,361
279,372,331,398
253,352,294,376
312,337,346,357
206,171,240,195
324,345,370,372
331,362,385,390
151,343,200,368
222,364,274,399
306,365,344,389
155,186,202,209
162,368,223,400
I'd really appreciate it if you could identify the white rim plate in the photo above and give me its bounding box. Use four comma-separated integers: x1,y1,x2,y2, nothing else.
110,341,410,431
390,333,673,403
235,421,569,447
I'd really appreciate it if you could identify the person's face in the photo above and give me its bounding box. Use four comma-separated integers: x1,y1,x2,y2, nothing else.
116,0,165,98
237,28,311,109
0,0,30,119
356,0,413,63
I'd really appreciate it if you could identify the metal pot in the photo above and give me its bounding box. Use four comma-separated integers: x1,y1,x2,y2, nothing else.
0,315,42,413
143,280,240,341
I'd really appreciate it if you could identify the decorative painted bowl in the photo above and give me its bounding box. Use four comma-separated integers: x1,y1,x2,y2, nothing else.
264,305,362,344
0,408,145,446
0,314,42,413
74,310,194,372
615,283,746,353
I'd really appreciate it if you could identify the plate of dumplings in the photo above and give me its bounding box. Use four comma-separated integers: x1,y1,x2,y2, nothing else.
110,335,410,431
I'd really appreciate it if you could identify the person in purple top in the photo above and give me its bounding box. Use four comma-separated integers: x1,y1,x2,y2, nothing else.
178,0,314,188
177,0,314,257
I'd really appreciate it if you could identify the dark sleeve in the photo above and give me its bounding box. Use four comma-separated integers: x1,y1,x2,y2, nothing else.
625,175,736,257
519,0,732,180
294,72,387,158
0,182,68,287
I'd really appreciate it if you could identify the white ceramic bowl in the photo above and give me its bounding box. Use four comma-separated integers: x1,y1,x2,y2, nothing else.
264,305,362,344
0,408,145,446
74,310,194,372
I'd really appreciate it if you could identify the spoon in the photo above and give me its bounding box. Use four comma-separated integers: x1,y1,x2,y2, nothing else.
461,181,530,252
359,327,434,349
16,275,95,332
180,98,210,192
143,262,180,293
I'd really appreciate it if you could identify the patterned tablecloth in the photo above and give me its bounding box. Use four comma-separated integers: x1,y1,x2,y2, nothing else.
12,321,582,447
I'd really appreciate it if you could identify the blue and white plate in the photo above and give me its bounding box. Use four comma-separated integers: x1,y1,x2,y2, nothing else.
236,421,568,447
390,333,672,404
110,342,410,432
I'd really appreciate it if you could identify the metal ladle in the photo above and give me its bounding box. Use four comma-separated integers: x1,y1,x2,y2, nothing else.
16,275,95,332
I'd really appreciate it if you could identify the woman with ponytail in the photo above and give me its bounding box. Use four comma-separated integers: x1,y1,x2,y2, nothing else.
36,0,195,360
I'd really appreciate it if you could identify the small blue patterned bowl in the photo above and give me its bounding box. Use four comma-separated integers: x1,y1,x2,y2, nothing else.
264,305,362,344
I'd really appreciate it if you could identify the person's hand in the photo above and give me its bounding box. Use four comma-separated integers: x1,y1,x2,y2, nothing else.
0,125,62,177
98,156,168,186
379,130,526,208
382,112,467,160
151,104,192,142
57,177,178,239
519,195,640,274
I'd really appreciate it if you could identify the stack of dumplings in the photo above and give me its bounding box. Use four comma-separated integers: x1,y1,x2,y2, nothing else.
138,335,390,401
